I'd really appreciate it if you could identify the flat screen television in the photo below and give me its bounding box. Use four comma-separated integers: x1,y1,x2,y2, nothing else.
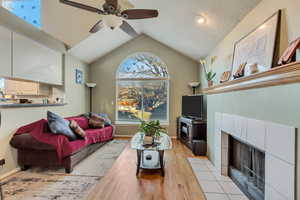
182,95,203,118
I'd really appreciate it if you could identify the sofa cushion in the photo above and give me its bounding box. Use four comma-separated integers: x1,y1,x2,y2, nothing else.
47,111,77,141
85,126,114,143
69,120,86,139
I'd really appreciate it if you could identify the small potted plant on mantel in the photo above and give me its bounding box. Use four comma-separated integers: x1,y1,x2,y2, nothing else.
139,120,166,146
200,56,217,87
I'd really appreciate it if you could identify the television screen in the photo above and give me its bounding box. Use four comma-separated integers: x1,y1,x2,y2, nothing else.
182,95,203,118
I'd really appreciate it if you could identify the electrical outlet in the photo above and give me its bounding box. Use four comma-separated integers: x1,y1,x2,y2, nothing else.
0,159,5,166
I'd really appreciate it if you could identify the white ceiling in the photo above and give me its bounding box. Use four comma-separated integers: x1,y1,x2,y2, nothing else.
69,0,261,63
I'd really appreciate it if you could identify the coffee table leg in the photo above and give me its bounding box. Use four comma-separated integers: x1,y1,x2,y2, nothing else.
136,150,142,176
159,150,165,176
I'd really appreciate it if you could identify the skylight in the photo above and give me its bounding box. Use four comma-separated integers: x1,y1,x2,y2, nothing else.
2,0,41,28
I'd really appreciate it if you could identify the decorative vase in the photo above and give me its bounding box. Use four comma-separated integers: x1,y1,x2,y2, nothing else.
208,80,213,87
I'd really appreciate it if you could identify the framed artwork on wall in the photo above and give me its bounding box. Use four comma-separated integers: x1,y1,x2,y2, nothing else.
231,10,281,79
75,69,83,84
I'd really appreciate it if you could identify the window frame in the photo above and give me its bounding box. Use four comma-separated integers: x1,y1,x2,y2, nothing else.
115,52,170,125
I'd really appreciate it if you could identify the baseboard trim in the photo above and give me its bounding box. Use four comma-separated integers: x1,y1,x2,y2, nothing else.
0,167,20,180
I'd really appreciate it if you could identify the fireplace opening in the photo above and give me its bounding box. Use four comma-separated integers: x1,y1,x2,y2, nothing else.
229,136,265,200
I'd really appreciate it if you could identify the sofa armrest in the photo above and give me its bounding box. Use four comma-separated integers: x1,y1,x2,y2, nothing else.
10,133,56,151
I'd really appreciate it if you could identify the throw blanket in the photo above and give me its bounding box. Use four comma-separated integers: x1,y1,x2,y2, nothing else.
15,119,113,161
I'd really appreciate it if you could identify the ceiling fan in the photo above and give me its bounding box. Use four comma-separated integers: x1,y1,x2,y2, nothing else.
59,0,159,37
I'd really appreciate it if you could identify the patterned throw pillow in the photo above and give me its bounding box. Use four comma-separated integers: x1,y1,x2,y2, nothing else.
69,120,86,139
47,111,77,141
98,113,112,126
88,114,105,129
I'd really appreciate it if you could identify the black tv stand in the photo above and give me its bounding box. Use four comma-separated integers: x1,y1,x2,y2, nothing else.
177,116,207,155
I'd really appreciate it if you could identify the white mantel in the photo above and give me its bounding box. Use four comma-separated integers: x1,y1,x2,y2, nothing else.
214,112,296,200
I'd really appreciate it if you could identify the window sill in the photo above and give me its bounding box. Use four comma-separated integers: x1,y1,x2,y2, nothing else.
115,121,169,126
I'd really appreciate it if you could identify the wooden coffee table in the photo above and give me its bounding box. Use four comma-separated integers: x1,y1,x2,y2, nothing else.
131,132,172,176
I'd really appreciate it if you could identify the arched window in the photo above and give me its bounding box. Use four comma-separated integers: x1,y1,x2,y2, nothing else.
116,52,169,123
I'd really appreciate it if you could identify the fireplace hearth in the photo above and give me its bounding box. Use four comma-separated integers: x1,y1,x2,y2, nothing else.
229,136,265,200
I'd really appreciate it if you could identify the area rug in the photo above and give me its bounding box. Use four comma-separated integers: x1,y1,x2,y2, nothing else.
1,139,128,200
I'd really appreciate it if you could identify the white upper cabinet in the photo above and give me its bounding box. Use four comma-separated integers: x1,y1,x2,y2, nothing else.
0,26,12,77
12,32,63,85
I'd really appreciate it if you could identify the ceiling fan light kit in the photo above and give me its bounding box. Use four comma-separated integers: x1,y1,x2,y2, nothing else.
59,0,159,37
103,15,123,29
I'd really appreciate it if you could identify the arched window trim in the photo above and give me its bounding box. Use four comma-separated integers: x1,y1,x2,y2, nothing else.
116,52,170,124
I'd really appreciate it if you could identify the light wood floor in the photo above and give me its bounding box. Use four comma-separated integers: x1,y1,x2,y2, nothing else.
88,139,206,200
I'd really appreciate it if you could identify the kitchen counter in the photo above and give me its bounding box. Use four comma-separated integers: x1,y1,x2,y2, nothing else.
0,103,67,108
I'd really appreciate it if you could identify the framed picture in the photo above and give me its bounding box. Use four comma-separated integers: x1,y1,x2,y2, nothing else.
75,69,83,84
231,10,281,79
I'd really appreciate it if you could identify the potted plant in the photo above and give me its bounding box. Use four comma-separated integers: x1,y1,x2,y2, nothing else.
200,56,217,87
139,120,166,145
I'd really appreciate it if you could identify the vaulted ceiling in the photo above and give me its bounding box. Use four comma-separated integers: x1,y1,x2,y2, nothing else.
42,0,261,63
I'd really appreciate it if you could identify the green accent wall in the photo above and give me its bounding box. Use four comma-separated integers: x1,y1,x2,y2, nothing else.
202,0,300,196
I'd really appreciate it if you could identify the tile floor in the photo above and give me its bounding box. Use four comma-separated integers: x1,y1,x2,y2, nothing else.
188,158,249,200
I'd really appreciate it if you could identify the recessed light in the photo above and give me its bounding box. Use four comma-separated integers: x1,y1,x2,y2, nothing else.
259,24,266,30
195,15,206,24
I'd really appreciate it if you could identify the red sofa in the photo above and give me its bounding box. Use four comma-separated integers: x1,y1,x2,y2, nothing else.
10,116,115,173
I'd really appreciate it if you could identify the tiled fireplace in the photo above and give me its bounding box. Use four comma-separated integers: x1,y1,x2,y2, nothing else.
214,113,296,200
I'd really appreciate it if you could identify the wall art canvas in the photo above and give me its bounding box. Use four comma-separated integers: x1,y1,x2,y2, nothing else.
231,10,281,79
75,69,83,84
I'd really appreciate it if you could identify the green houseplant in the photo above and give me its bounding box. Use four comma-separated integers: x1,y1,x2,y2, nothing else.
200,56,217,87
139,120,166,145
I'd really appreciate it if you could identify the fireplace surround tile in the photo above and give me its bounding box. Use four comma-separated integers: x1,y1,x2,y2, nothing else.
246,118,266,151
215,113,296,200
265,153,294,199
221,113,234,134
233,116,247,140
265,122,295,164
265,184,288,200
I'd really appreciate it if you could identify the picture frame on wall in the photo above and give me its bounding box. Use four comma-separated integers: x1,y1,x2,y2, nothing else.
75,69,83,84
231,10,281,79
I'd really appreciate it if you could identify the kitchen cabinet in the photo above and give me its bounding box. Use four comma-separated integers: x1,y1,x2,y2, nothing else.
12,32,63,85
0,26,12,77
4,79,50,96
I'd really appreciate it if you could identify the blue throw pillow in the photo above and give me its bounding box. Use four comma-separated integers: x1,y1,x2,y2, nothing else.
47,111,77,141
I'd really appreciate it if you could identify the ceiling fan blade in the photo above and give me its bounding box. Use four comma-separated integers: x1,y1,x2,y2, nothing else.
89,20,104,33
105,0,118,8
59,0,103,14
121,9,159,20
120,21,139,37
